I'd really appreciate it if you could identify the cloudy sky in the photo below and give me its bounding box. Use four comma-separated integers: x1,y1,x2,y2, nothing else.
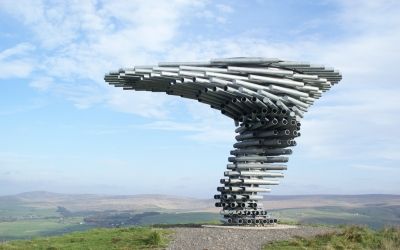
0,0,399,197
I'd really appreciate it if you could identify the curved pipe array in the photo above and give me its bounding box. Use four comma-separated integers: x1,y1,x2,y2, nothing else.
104,57,342,226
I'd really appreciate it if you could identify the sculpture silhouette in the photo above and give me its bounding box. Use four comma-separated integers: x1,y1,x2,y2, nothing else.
105,57,342,226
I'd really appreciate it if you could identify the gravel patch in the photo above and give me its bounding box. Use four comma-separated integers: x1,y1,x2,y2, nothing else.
166,225,338,250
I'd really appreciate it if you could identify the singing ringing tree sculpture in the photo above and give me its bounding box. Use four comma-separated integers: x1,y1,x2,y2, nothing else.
104,57,342,226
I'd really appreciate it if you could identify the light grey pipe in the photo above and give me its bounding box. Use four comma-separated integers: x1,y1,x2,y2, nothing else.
227,66,293,76
227,163,287,170
228,156,289,163
249,74,304,87
242,179,279,185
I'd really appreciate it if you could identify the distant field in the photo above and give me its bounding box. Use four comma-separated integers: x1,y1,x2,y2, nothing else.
0,204,58,219
0,218,91,241
272,205,400,229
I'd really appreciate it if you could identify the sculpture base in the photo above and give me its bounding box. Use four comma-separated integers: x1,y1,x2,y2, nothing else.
201,224,297,230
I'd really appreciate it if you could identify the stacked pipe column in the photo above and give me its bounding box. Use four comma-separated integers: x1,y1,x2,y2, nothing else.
215,109,299,225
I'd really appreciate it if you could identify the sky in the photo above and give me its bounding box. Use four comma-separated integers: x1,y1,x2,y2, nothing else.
0,0,399,198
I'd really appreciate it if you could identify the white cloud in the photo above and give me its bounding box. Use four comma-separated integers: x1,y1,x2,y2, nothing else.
0,0,206,115
195,2,233,23
216,4,234,14
0,43,34,60
142,120,204,132
29,76,53,91
107,88,172,119
0,43,36,79
141,117,234,144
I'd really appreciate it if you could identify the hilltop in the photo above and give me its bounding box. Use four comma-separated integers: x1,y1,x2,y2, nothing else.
0,192,399,241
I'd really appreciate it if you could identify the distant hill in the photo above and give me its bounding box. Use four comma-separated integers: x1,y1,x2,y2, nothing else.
0,191,215,213
262,194,400,209
2,191,399,212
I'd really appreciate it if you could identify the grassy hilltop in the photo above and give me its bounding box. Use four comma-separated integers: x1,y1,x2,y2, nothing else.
0,227,172,250
0,225,399,250
264,226,400,250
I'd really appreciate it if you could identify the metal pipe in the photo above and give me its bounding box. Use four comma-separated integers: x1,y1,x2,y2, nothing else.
180,65,228,73
269,84,309,98
239,171,284,177
228,66,293,76
230,164,287,170
242,179,279,185
243,187,271,192
249,74,304,88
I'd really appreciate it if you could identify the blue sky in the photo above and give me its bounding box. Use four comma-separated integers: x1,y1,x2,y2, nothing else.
0,0,399,197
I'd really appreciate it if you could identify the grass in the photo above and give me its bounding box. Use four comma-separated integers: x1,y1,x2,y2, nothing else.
0,227,172,250
263,225,400,250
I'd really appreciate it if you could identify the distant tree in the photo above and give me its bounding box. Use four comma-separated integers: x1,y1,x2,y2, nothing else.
56,206,72,217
